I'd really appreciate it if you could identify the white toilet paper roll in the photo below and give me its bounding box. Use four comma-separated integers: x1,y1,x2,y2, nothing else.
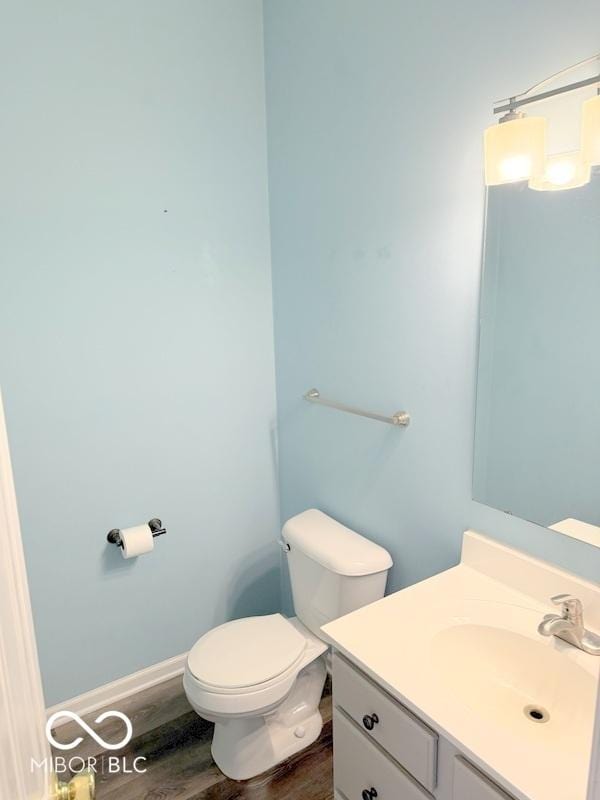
120,524,154,559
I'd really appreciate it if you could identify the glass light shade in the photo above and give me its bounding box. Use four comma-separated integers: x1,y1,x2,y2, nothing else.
484,115,547,186
529,151,591,191
581,94,600,166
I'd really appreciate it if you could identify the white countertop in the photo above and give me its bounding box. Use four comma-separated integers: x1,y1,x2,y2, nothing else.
322,531,600,800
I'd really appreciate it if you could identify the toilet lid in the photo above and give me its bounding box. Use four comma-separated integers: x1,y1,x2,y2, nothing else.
187,614,306,689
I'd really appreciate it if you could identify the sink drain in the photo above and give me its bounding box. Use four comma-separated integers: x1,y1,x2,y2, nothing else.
524,705,550,724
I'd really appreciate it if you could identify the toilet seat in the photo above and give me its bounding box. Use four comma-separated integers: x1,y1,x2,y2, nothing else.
184,615,328,717
188,614,306,691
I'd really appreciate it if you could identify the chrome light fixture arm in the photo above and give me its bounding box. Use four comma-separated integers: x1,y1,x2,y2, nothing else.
493,52,600,116
494,72,600,117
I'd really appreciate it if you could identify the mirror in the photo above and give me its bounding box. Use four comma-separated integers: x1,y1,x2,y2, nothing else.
473,172,600,546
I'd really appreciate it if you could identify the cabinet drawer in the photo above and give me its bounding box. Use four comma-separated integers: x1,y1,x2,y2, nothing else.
333,653,437,791
453,757,515,800
334,708,433,800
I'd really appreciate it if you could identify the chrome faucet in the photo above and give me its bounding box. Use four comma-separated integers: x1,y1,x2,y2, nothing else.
538,594,600,655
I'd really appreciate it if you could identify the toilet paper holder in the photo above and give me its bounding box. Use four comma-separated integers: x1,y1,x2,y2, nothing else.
107,518,167,549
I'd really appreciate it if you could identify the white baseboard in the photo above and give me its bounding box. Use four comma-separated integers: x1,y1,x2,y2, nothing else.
46,652,188,725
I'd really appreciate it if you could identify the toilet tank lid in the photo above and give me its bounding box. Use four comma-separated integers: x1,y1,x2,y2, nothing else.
282,509,393,577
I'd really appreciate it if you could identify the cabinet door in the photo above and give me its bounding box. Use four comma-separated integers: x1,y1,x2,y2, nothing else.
334,708,434,800
334,653,438,791
453,757,515,800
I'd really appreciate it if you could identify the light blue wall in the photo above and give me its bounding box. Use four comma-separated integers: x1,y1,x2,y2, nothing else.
0,0,279,706
263,0,600,598
4,1,600,706
474,180,600,528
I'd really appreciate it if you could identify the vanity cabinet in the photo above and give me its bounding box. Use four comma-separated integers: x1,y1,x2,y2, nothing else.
333,653,517,800
334,708,434,800
453,757,515,800
333,652,438,792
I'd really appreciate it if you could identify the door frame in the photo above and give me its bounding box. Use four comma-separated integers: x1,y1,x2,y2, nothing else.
0,390,50,800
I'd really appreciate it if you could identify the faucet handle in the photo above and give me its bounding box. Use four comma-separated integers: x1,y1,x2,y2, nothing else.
551,594,583,621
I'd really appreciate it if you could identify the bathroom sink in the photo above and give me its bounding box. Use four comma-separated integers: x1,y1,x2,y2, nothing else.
431,621,595,752
322,531,600,800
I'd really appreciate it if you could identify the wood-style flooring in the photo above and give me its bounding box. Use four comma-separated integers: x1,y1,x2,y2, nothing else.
52,676,333,800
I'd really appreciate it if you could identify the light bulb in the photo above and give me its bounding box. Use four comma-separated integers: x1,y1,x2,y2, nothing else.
546,159,577,185
529,151,590,191
498,155,533,182
484,115,547,186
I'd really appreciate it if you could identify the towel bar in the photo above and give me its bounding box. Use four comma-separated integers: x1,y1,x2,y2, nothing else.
304,388,410,427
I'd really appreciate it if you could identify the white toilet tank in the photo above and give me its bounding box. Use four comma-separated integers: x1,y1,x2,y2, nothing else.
282,509,393,639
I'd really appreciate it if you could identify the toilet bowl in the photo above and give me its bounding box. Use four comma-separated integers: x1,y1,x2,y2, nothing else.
184,509,392,780
184,614,327,780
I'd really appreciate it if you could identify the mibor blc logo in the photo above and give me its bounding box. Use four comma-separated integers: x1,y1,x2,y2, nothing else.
32,710,147,775
46,711,133,751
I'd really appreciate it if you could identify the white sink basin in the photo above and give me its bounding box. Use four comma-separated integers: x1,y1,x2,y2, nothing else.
431,621,595,754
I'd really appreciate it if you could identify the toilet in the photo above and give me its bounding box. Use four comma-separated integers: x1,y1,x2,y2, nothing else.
183,508,393,780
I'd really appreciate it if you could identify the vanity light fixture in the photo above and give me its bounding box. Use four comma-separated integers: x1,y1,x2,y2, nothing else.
484,53,600,190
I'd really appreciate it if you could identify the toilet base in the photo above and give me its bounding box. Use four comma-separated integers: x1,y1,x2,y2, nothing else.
211,656,327,780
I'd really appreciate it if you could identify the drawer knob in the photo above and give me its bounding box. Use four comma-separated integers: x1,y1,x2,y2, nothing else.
361,788,378,800
362,713,379,731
